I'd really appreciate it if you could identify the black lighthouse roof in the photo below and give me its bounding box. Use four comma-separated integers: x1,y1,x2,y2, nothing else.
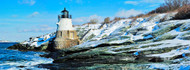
59,8,72,19
61,8,68,13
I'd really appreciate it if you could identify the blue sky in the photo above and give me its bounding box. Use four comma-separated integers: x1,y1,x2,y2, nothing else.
0,0,164,41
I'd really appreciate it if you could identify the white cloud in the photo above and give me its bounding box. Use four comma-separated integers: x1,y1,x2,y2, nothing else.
21,25,56,32
73,17,86,23
0,23,12,26
115,9,143,18
125,1,139,5
149,4,160,7
29,12,39,17
124,0,164,5
62,0,83,4
73,15,103,24
18,0,36,6
142,0,164,3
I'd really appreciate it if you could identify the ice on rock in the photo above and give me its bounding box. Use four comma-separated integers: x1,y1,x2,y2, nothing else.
179,66,190,70
144,35,153,39
174,27,181,32
184,46,190,50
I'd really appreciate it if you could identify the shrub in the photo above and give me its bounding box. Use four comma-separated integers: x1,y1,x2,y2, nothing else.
104,17,110,23
128,15,135,19
136,14,145,17
148,5,169,14
89,19,98,24
174,5,190,19
113,17,125,21
148,0,190,14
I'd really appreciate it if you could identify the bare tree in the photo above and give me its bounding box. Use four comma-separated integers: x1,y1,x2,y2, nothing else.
174,5,190,19
164,0,190,10
89,19,98,24
182,0,190,5
104,17,110,23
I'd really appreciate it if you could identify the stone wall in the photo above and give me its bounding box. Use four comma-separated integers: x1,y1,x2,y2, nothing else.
54,30,80,50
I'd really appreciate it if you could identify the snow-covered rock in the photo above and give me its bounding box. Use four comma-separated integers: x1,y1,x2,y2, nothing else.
68,12,190,70
22,32,56,47
10,12,190,70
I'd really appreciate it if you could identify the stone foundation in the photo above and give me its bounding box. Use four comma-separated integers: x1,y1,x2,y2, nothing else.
54,39,80,49
54,30,80,50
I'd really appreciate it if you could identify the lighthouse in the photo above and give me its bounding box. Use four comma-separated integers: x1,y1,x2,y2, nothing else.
53,8,80,50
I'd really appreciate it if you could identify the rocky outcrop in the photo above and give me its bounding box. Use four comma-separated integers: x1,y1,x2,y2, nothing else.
8,42,49,52
7,12,190,70
7,33,56,52
39,13,190,70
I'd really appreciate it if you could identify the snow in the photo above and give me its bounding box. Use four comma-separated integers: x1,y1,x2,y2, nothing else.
19,12,190,70
131,39,190,52
108,38,130,44
73,13,190,70
133,35,144,40
149,64,167,70
146,46,190,59
22,33,56,47
152,25,160,31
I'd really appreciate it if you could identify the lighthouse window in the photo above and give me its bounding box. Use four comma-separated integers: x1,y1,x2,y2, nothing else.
60,32,62,37
70,32,74,39
64,12,68,18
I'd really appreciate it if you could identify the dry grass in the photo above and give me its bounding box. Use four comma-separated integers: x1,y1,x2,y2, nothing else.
174,5,190,19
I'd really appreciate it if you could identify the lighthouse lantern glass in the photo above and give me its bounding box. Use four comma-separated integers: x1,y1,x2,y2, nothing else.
64,12,67,18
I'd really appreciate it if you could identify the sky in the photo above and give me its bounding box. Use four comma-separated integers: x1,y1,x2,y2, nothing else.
0,0,164,42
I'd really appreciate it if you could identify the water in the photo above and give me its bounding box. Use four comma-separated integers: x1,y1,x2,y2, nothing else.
0,43,53,70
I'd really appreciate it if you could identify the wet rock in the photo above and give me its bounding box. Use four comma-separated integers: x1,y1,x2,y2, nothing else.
7,43,49,52
148,57,164,62
17,66,26,68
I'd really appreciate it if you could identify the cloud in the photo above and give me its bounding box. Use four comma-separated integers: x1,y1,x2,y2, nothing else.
149,4,160,7
125,1,139,5
115,9,143,18
20,25,56,32
73,15,103,24
0,23,12,26
124,0,164,5
142,0,164,3
18,0,36,6
29,12,39,17
61,0,83,4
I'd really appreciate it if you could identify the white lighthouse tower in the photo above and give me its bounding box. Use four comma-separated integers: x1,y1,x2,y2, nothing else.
54,8,80,49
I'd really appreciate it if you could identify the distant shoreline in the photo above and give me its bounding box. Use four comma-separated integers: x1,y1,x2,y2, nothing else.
0,42,19,44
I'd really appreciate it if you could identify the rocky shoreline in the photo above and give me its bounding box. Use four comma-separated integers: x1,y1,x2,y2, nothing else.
8,42,163,70
7,43,49,52
36,41,165,70
7,13,190,70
